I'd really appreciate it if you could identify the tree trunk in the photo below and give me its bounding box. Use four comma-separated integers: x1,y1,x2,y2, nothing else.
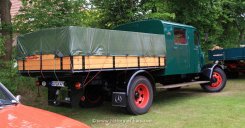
238,29,244,44
0,0,13,61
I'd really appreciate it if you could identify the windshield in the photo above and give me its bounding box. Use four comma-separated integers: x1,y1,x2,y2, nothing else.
0,83,17,106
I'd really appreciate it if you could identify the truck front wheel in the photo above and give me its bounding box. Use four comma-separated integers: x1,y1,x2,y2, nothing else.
201,68,227,92
127,76,153,115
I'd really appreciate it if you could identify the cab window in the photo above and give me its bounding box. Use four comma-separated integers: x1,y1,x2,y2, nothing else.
194,31,199,46
174,28,186,45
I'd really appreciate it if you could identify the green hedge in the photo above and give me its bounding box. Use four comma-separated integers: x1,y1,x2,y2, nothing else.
0,36,5,56
0,61,35,94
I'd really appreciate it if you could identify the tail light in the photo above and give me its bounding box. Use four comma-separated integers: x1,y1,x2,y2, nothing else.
75,82,81,90
35,81,40,86
80,96,85,101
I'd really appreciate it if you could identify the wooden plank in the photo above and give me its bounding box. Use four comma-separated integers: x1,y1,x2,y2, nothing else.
17,60,23,70
42,58,61,70
24,59,40,70
140,57,159,67
23,54,61,70
63,56,71,70
160,57,165,66
43,54,60,70
23,55,40,70
85,56,113,69
25,55,40,60
42,54,55,59
73,56,83,70
115,56,138,68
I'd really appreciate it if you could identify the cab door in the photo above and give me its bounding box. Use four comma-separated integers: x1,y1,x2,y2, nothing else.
164,25,190,75
189,30,201,73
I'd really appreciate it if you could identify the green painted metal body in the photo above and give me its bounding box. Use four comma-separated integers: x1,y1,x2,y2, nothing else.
208,47,245,61
115,19,204,76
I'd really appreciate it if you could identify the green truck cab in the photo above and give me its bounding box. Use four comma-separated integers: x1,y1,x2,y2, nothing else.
17,19,227,115
115,20,205,75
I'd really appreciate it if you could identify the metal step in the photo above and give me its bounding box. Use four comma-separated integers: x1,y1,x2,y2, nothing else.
156,81,210,89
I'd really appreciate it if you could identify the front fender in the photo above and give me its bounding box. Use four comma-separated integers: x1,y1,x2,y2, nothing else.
201,63,223,80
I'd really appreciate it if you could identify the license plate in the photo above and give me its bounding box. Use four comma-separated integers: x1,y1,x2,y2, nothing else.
51,81,65,87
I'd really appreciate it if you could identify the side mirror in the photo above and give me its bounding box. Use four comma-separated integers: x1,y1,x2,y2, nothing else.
16,95,21,102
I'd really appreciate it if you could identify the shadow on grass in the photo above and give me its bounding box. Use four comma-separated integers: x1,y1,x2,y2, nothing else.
19,77,245,128
23,78,239,118
51,86,208,117
153,86,206,105
24,85,208,117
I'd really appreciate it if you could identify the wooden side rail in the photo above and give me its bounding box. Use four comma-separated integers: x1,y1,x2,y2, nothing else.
17,54,165,71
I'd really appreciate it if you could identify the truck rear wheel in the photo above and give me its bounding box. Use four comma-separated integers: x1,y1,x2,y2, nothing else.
127,76,153,115
201,68,227,92
79,85,104,108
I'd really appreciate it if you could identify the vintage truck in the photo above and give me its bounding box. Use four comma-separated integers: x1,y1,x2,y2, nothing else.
208,47,245,78
17,19,227,115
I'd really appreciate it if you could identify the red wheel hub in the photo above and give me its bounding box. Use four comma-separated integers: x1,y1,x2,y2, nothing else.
211,72,223,88
134,83,150,108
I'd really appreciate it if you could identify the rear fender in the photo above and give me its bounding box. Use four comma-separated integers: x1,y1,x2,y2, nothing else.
126,70,155,96
112,70,155,107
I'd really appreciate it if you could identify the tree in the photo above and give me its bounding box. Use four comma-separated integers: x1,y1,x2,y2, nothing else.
222,0,245,43
0,0,13,61
91,0,141,28
14,0,91,34
139,0,175,20
13,0,245,49
91,0,174,28
166,0,244,48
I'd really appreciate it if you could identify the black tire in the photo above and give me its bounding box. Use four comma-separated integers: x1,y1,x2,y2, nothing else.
79,85,104,108
201,67,227,92
127,76,153,115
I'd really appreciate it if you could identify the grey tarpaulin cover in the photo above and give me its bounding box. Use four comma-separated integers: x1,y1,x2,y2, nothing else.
17,26,166,59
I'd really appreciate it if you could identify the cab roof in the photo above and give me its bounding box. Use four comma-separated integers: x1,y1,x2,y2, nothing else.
159,20,195,29
117,19,195,29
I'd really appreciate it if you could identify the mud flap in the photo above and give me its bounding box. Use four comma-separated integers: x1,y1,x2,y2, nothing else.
112,92,127,107
70,89,83,108
48,86,58,105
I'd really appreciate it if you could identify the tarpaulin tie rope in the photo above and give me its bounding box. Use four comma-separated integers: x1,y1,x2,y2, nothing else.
83,56,91,86
83,56,107,88
54,57,59,81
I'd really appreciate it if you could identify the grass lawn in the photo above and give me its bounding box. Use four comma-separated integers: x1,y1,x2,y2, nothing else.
21,77,245,128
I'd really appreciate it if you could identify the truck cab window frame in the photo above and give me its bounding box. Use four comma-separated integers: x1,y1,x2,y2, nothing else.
194,31,200,46
174,28,187,45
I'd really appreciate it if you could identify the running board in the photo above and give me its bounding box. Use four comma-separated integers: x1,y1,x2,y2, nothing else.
156,81,210,89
